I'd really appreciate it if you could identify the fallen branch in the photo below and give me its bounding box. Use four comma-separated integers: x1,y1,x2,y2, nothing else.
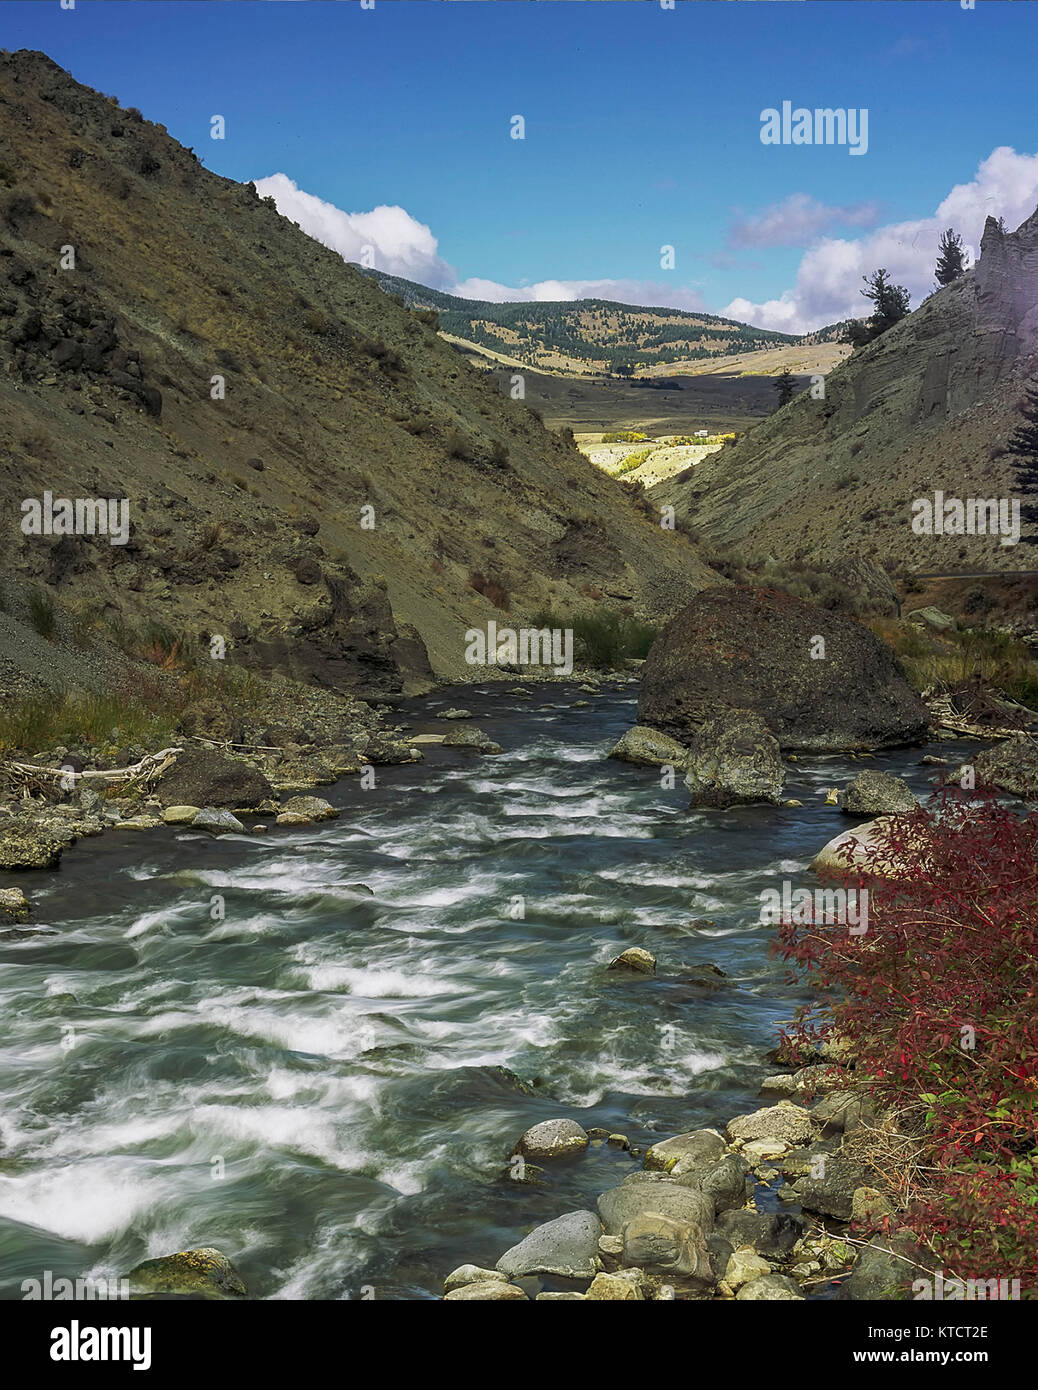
5,747,183,788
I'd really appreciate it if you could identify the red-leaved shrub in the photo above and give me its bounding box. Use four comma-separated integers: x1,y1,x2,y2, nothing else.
774,785,1038,1288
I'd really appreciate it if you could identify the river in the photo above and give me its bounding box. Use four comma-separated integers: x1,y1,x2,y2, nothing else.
0,681,971,1299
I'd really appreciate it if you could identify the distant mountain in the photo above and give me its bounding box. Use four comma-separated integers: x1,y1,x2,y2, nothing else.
362,270,804,374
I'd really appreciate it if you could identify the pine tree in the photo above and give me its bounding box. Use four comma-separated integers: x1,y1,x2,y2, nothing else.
773,367,797,408
844,269,911,348
1008,376,1038,545
935,228,968,287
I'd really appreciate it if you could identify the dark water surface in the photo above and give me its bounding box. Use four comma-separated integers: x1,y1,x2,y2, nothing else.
0,683,972,1299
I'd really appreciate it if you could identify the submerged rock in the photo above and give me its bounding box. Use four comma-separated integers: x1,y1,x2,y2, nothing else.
607,947,656,975
608,725,688,768
0,886,30,920
441,726,502,754
125,1247,246,1299
684,710,785,808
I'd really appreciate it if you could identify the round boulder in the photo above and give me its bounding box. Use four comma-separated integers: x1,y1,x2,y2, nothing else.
638,587,929,752
516,1118,589,1160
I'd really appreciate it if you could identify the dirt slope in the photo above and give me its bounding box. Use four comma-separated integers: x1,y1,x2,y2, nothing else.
0,51,718,696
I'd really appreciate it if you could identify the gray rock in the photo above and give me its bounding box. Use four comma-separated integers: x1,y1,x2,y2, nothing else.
444,1281,527,1301
840,769,918,815
598,1178,714,1236
842,1233,929,1300
192,807,245,835
645,1129,726,1176
716,1209,805,1260
279,795,338,822
811,816,913,877
443,1264,502,1293
638,587,929,752
726,1103,815,1146
724,1246,772,1292
621,1213,709,1278
736,1273,805,1300
154,747,272,809
684,709,785,807
496,1209,602,1280
0,887,30,920
906,606,956,632
608,725,689,768
694,1154,751,1214
585,1270,648,1300
441,708,472,720
441,725,502,754
792,1156,870,1220
516,1118,589,1160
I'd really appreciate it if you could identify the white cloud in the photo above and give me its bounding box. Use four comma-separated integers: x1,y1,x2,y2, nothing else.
720,147,1038,333
449,276,707,311
727,193,879,248
251,173,457,287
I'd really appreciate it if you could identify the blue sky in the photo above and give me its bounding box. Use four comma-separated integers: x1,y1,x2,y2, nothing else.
3,0,1037,330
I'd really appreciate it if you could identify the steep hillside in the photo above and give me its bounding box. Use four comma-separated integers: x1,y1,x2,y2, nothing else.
0,50,719,697
650,209,1038,572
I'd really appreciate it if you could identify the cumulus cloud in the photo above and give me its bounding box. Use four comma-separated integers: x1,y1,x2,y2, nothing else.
721,147,1038,333
449,276,708,311
252,173,458,287
727,193,879,248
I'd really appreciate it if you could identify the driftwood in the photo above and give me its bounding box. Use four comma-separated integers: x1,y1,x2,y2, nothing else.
4,746,183,792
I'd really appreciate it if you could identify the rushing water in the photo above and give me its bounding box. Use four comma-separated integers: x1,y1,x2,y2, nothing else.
0,683,971,1300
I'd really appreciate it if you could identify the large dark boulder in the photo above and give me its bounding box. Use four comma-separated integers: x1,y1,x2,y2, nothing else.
153,747,272,809
638,587,929,752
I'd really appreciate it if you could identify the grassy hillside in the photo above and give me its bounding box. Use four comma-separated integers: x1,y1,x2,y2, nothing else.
364,270,801,375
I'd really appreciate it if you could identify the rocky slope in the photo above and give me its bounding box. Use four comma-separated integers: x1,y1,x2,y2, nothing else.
650,207,1038,571
0,50,718,699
